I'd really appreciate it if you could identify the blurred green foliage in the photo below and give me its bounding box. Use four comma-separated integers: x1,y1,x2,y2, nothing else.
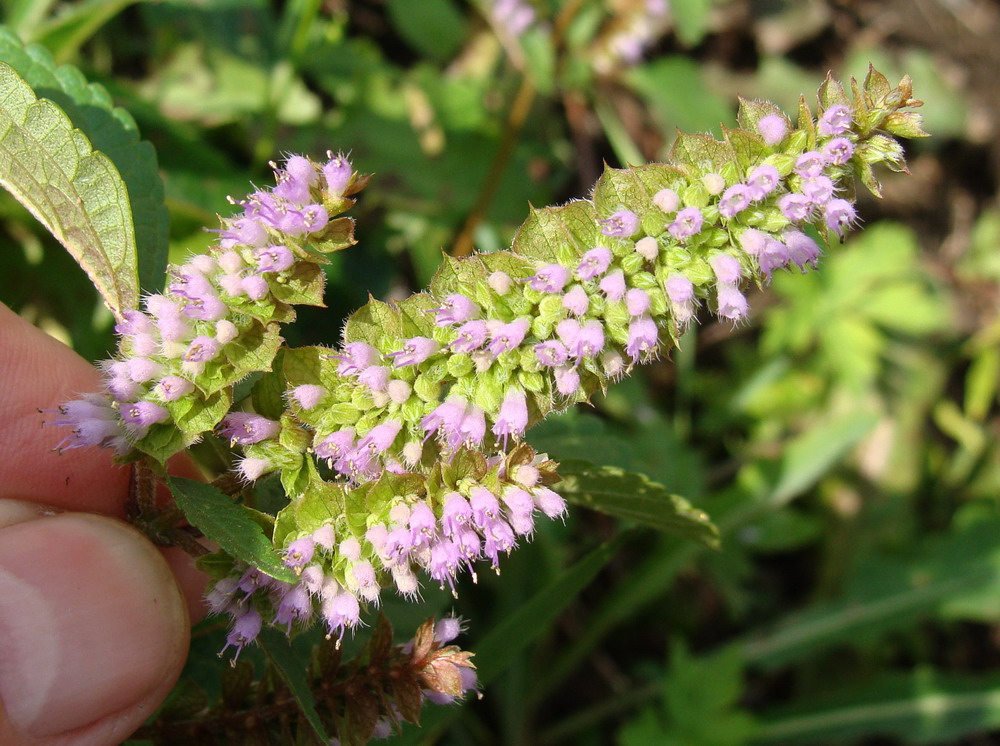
0,0,997,744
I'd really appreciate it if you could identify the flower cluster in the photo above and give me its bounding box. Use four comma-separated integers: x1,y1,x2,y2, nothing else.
52,69,924,662
49,153,365,461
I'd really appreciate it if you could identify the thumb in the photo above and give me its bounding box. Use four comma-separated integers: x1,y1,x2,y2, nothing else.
0,501,190,746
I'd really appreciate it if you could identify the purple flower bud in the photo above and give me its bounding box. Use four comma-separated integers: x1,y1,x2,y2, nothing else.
132,333,161,357
562,286,589,316
482,518,515,567
535,340,569,367
818,104,852,137
778,193,813,222
759,238,790,277
238,456,272,482
115,310,153,336
739,228,767,256
312,525,336,551
802,176,834,204
710,254,742,285
219,412,280,445
625,288,651,317
333,342,380,376
747,164,780,201
626,316,658,362
600,209,639,238
434,617,463,644
719,184,751,218
242,275,270,300
182,293,228,322
255,245,294,273
218,273,245,297
221,217,269,249
315,428,355,463
291,384,326,409
600,269,627,301
757,114,788,145
795,151,827,178
488,318,530,357
428,540,460,590
277,204,329,236
664,274,694,304
784,230,821,270
275,585,313,632
668,207,703,240
460,404,486,446
126,357,163,383
389,336,439,367
450,320,489,353
323,153,352,196
652,188,680,213
441,492,473,536
322,591,361,638
823,137,854,166
529,264,571,293
825,198,858,237
703,173,726,196
421,399,466,447
576,246,612,280
534,487,567,519
121,400,170,429
284,537,316,569
571,320,605,361
106,376,139,402
358,365,390,392
492,389,529,446
223,609,262,659
554,365,580,396
470,486,501,530
430,293,479,326
358,420,402,458
717,284,749,320
408,502,437,545
155,375,194,402
184,335,222,363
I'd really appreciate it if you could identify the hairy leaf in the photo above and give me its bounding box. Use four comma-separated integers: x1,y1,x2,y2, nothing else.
0,61,137,314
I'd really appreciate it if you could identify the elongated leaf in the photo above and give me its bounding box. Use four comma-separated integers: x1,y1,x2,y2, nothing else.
754,671,1000,745
0,61,138,314
558,459,718,547
168,477,296,583
258,628,329,742
0,28,169,294
769,411,878,507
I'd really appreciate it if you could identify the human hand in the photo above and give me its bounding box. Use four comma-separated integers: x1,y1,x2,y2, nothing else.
0,302,207,746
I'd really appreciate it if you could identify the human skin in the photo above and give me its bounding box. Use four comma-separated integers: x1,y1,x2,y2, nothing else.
0,302,207,746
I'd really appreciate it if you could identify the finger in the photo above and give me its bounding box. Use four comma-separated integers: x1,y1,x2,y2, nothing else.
0,509,189,746
0,302,130,516
0,304,210,621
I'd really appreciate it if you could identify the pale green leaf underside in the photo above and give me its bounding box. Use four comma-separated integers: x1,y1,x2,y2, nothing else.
0,61,137,315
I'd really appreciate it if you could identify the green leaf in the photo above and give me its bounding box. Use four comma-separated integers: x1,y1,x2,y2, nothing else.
558,460,719,547
512,200,598,265
754,670,1000,745
768,411,878,507
0,61,138,315
258,628,329,742
0,27,169,295
168,477,296,583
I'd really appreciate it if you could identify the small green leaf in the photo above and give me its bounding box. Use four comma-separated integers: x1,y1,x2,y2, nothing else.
0,61,138,315
168,477,296,582
557,460,719,547
258,628,330,742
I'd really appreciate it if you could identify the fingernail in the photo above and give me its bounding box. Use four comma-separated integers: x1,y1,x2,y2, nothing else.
0,512,188,737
